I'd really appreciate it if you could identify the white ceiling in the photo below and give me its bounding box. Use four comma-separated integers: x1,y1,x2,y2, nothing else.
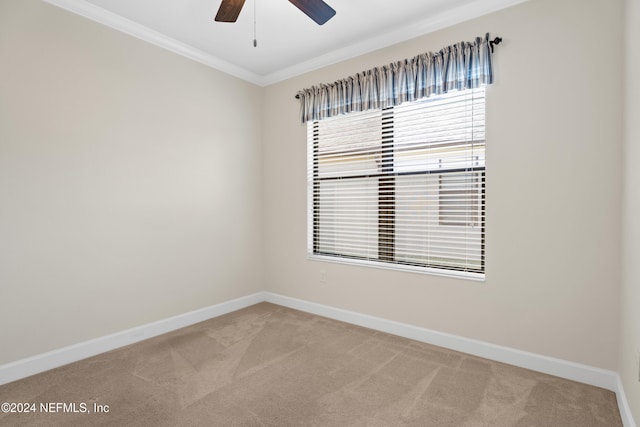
43,0,525,86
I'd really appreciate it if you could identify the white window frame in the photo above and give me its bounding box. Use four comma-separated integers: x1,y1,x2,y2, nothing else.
307,88,486,281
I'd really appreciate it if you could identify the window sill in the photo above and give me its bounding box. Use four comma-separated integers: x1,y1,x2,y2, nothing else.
307,254,485,282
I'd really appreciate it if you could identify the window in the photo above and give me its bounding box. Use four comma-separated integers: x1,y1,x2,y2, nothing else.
307,88,486,279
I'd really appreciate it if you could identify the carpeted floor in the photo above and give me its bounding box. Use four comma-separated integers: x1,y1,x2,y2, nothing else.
0,302,622,426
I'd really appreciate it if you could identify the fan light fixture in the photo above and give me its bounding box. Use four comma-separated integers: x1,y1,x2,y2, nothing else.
214,0,336,25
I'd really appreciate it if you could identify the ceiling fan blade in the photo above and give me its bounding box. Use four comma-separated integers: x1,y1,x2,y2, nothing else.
214,0,246,22
289,0,336,25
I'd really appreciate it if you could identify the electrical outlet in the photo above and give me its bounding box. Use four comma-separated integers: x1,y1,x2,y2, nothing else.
320,270,327,283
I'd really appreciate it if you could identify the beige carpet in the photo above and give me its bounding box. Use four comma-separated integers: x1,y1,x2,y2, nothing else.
0,302,622,426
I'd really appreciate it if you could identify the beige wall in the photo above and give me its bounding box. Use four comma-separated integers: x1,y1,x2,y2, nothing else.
0,0,629,388
0,0,263,364
263,0,623,370
621,0,640,421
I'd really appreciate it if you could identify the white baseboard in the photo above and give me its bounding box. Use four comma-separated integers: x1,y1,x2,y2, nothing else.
263,293,617,389
0,290,634,427
0,292,266,386
263,292,635,427
616,376,638,427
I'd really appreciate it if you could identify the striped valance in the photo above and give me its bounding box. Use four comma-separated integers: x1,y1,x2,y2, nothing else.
296,33,496,123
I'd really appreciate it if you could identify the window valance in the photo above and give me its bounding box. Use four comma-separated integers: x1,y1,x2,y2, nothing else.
296,33,498,123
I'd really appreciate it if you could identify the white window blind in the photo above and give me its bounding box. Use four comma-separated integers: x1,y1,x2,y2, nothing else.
307,88,486,279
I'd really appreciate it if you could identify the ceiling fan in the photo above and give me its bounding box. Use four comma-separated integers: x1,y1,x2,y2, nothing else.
214,0,336,25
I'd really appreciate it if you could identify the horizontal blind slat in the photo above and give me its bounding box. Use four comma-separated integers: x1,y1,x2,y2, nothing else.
308,88,486,275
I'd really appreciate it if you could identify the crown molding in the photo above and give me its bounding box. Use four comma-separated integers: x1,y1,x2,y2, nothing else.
42,0,264,85
261,0,527,85
43,0,527,87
